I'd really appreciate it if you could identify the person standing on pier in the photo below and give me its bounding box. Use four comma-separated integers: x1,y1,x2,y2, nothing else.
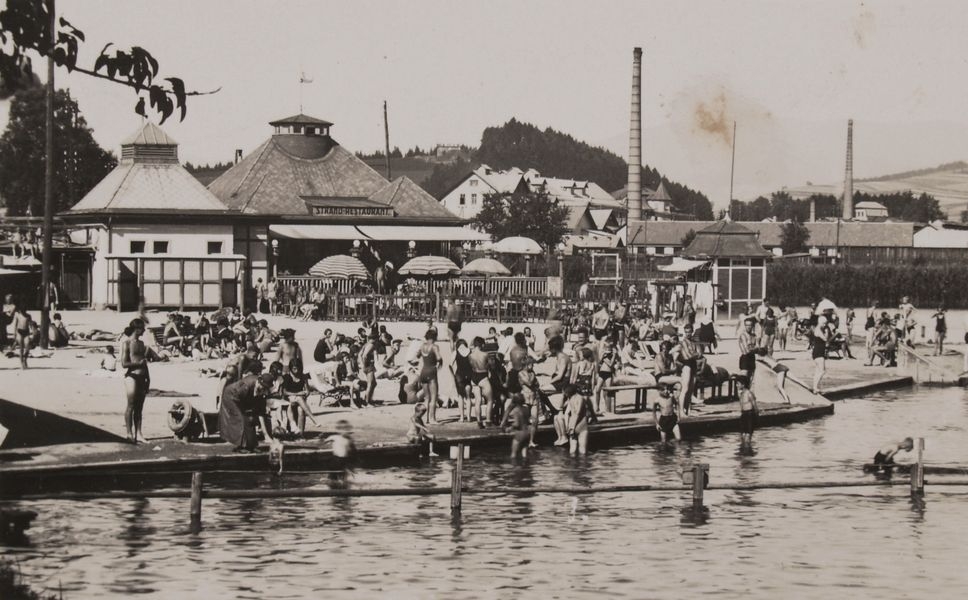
738,317,760,381
219,372,275,452
811,316,833,394
676,324,703,415
931,306,947,356
418,329,443,424
121,319,150,443
469,337,492,428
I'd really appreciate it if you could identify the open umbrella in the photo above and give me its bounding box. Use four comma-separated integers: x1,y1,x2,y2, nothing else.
816,298,838,313
461,257,511,277
308,255,369,279
398,255,461,277
491,236,542,255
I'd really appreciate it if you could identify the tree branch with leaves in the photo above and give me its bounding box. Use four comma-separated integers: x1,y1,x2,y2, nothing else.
474,190,570,251
0,0,217,122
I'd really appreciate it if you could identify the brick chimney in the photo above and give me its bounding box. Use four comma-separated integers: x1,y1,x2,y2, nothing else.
627,47,643,221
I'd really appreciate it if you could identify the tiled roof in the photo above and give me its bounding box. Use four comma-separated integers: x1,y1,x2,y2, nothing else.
474,165,525,194
121,122,177,146
368,177,458,219
683,221,772,258
629,219,915,248
649,182,672,201
626,220,715,246
208,136,390,215
68,162,230,213
525,172,622,209
269,114,333,127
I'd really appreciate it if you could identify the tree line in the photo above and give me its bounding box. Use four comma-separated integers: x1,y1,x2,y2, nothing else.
420,118,715,220
728,190,946,223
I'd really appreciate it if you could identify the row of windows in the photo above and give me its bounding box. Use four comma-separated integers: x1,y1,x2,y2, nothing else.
458,193,479,206
129,241,223,255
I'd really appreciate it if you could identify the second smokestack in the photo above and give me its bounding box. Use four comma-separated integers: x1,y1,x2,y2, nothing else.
627,47,643,221
843,119,853,220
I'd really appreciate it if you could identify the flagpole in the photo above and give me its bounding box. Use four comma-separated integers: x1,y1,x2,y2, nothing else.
40,0,55,349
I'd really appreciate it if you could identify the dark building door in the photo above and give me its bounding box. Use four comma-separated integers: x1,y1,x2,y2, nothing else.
118,260,139,311
59,255,92,308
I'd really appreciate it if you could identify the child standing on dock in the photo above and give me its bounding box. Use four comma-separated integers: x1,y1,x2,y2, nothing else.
736,376,759,446
407,404,437,457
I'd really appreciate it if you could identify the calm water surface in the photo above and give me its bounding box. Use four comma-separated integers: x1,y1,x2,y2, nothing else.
4,385,968,599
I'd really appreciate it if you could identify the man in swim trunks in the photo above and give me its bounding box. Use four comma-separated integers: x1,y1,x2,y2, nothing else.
11,307,31,369
735,375,759,445
506,332,530,399
653,387,681,445
504,393,532,461
445,297,462,349
738,317,761,381
676,324,703,415
873,437,914,466
469,336,492,428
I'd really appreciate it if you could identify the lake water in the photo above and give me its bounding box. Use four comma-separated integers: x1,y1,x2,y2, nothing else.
3,385,968,599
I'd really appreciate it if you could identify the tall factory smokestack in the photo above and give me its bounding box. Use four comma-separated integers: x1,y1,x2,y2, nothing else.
843,119,854,220
627,47,643,221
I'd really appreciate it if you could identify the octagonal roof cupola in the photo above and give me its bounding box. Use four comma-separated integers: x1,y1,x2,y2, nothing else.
269,113,333,137
120,122,178,164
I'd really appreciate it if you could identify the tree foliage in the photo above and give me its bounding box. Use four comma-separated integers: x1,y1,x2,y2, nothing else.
680,229,696,248
779,221,810,254
0,0,212,121
473,190,569,250
730,190,945,222
422,118,715,220
0,86,116,215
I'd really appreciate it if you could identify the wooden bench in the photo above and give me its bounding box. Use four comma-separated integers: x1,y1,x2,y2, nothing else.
603,383,662,413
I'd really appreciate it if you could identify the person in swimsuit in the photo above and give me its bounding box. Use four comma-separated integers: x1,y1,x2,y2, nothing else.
812,316,832,394
676,324,703,415
735,376,759,445
445,297,462,349
12,307,31,369
570,347,597,414
738,317,760,381
564,384,594,456
504,393,531,461
547,335,572,394
121,319,150,443
653,387,681,446
594,337,619,415
358,334,378,407
486,353,507,425
406,403,437,457
873,437,914,466
505,333,529,402
418,329,442,424
452,339,474,422
469,336,492,428
275,329,302,371
931,306,947,356
280,358,320,434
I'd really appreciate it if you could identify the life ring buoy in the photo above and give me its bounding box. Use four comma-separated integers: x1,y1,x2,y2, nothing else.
167,399,194,434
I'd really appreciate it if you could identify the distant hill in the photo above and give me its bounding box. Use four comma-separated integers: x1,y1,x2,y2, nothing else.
783,160,968,219
420,119,714,219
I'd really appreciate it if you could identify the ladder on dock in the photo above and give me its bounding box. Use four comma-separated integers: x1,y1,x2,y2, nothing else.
896,344,962,385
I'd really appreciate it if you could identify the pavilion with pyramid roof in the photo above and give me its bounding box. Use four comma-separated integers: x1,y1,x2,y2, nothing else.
63,122,244,310
207,113,485,285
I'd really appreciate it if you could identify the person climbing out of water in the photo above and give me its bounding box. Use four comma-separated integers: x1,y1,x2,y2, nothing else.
873,437,914,466
735,375,759,445
407,403,438,457
504,393,531,461
653,387,681,446
326,420,357,479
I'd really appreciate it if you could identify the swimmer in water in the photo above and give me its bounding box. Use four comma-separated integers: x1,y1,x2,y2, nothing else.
504,393,531,461
736,376,759,446
653,387,681,446
873,437,914,466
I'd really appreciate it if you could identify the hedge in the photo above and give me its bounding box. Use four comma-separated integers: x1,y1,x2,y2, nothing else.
766,262,968,308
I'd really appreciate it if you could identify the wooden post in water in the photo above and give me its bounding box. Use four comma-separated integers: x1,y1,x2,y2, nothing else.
190,472,204,530
911,438,925,496
692,463,708,510
451,443,464,514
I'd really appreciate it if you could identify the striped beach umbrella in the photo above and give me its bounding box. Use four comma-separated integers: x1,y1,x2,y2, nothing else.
491,236,543,255
398,255,461,277
308,254,369,279
462,257,511,277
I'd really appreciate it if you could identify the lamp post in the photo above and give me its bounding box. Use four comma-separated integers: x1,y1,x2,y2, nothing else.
350,239,361,259
270,238,279,278
524,254,532,277
556,242,566,294
407,240,416,259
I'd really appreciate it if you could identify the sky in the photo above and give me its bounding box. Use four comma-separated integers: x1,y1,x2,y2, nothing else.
3,0,968,209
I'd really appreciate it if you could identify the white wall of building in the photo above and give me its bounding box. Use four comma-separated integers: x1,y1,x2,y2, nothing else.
440,174,491,219
913,226,968,248
83,223,235,308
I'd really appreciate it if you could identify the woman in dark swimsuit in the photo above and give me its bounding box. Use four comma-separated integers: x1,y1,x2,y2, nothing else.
418,329,442,424
121,319,150,443
572,347,596,414
453,339,474,422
